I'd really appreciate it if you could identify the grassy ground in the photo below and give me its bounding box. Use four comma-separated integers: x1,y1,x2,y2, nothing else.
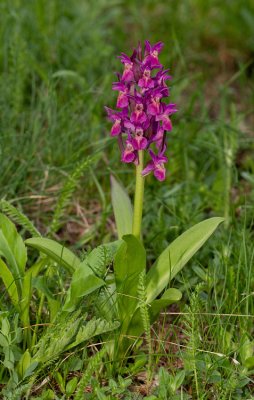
0,0,254,398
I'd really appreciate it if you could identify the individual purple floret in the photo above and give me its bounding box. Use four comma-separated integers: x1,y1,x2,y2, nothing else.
121,136,136,163
112,82,129,108
118,53,134,82
156,103,177,131
106,40,177,181
144,40,164,68
142,148,168,181
105,107,128,136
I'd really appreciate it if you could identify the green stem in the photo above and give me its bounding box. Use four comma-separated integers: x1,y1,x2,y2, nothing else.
132,150,145,240
31,292,45,348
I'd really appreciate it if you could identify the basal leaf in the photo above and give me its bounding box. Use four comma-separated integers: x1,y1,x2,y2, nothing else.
63,242,120,312
0,213,27,294
111,175,133,239
0,259,19,307
114,234,146,332
149,288,182,321
126,288,182,340
63,265,105,312
146,217,224,303
85,241,122,277
25,237,80,273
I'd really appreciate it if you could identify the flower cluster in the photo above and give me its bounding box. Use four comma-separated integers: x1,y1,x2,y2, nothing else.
106,41,177,181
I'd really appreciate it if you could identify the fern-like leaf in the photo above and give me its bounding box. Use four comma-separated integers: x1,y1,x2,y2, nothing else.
67,317,119,350
74,347,106,400
138,271,152,379
0,200,41,237
50,154,100,235
182,284,204,399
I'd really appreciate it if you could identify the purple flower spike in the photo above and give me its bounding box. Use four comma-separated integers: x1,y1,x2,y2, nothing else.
106,40,176,181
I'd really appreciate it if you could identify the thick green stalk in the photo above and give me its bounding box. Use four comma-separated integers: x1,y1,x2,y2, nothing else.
132,150,145,239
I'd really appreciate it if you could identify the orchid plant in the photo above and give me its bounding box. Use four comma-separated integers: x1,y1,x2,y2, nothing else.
103,41,224,361
0,41,224,378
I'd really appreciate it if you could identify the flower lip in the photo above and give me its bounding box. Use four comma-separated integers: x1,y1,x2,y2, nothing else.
144,69,151,78
136,127,143,135
136,103,143,111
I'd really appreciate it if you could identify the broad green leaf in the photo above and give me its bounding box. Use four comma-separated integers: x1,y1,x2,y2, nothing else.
17,349,31,379
114,234,146,332
66,377,78,397
63,267,105,312
33,276,57,300
0,332,9,347
0,259,19,307
111,175,133,238
126,288,182,339
149,288,182,321
85,241,122,277
146,217,224,303
239,334,253,364
63,243,120,312
25,237,80,273
1,318,10,337
172,370,185,391
23,362,39,379
245,357,254,369
0,213,27,294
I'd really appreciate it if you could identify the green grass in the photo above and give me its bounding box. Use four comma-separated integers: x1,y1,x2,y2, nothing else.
0,0,254,398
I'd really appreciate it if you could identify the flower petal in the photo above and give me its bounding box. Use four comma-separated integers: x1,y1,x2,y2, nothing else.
142,161,154,176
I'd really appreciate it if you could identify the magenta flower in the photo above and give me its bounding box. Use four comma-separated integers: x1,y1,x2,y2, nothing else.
106,40,177,180
144,40,164,68
118,53,134,82
142,148,168,181
138,65,154,90
124,122,148,150
130,94,148,125
147,87,168,116
105,107,128,136
151,126,164,149
155,68,172,87
121,138,136,163
112,82,129,108
156,103,177,131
